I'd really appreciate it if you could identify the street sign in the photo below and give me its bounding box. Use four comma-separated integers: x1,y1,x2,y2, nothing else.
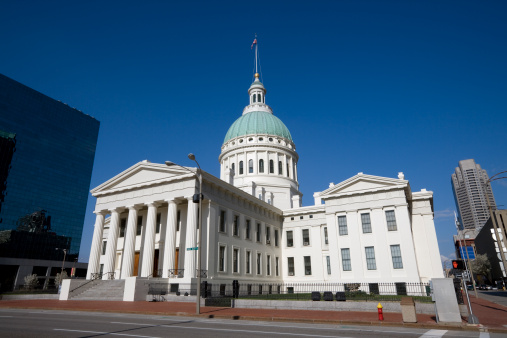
186,247,198,251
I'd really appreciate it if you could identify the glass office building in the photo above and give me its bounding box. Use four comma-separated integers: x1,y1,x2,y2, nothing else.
0,73,99,263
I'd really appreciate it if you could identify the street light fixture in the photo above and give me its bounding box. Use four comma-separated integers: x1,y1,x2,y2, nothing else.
165,154,203,314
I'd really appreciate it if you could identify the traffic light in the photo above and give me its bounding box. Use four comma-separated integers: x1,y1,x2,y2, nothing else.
452,259,465,270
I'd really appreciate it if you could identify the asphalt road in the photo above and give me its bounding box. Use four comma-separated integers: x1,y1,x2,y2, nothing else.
0,309,504,338
477,290,507,308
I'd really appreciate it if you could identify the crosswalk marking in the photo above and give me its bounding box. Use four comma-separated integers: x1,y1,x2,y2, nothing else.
419,329,448,337
479,332,490,338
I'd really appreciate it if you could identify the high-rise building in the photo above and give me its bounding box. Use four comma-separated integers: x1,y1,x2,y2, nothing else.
452,159,497,230
0,73,99,290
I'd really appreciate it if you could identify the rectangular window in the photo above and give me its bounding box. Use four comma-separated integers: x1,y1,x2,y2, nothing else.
390,244,403,269
287,230,293,247
246,220,251,239
365,246,377,270
233,215,239,236
385,210,397,231
119,218,126,237
304,256,312,275
101,241,107,255
287,257,294,276
136,216,143,236
233,248,239,273
338,216,348,236
361,213,372,233
176,210,180,231
219,210,226,233
267,255,271,275
302,229,310,246
369,283,379,295
275,257,279,276
246,251,251,274
266,226,271,244
156,213,161,234
341,248,351,271
326,256,331,275
219,246,226,272
257,253,261,274
324,227,328,244
274,229,279,246
256,223,261,242
396,282,407,295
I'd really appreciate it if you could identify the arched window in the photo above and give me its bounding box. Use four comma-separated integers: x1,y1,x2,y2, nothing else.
269,160,274,174
231,163,235,173
239,161,244,175
253,94,256,103
257,93,261,102
286,162,290,177
249,159,253,173
278,161,283,175
259,159,264,173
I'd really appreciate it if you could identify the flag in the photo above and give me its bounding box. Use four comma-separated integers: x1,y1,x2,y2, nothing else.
251,38,257,50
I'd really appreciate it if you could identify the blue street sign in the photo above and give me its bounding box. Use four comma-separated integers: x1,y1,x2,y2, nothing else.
186,247,198,251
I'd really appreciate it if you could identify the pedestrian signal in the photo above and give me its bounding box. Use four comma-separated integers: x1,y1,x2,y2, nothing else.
452,259,465,270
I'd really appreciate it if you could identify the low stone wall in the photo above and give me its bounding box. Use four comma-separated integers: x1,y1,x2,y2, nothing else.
146,294,198,302
1,294,59,300
232,299,435,315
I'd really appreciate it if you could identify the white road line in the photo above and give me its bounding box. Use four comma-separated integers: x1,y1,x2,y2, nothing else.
479,332,490,338
419,329,448,337
54,329,160,338
111,322,158,326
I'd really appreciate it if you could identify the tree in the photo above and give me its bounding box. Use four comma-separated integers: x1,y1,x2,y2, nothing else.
24,274,39,290
471,253,492,284
55,271,68,285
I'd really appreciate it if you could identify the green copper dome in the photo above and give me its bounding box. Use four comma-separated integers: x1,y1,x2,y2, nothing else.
224,111,292,143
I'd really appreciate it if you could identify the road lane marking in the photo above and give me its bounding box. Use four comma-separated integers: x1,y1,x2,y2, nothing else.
479,333,490,338
419,330,448,337
54,329,160,338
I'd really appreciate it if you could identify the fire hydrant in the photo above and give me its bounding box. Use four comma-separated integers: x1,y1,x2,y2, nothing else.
377,302,384,321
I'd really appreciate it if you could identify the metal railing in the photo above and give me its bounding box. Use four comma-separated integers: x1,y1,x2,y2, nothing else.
197,269,208,278
168,269,184,278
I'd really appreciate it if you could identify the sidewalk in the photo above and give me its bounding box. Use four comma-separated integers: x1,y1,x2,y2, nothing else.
0,297,506,333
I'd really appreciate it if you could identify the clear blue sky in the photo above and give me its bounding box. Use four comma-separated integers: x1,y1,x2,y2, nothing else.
1,1,506,265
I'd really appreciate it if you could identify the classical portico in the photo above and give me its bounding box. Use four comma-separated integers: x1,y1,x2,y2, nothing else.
85,161,203,283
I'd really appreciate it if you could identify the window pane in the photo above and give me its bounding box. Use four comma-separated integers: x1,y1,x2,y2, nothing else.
246,251,251,273
287,231,293,247
248,159,253,173
246,220,251,239
361,213,372,233
233,248,239,273
341,248,351,271
259,159,264,173
390,244,403,269
269,160,274,173
288,257,294,275
324,227,328,244
256,223,261,242
274,229,279,246
338,216,348,236
278,161,282,175
239,161,244,175
219,246,225,272
326,256,331,275
302,229,310,245
385,210,397,231
304,256,312,275
365,246,377,270
219,210,226,232
233,215,239,236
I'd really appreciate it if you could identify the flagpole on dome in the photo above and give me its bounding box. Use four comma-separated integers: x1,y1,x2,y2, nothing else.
251,34,258,76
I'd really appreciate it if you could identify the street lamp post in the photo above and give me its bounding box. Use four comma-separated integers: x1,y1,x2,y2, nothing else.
484,171,507,282
56,248,67,285
165,153,203,315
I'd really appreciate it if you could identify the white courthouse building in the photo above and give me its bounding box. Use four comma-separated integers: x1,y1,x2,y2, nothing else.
85,72,443,295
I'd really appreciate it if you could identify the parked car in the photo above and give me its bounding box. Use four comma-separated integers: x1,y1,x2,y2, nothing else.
478,284,493,290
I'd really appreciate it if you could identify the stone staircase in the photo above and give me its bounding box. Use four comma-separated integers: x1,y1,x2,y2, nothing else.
69,280,125,301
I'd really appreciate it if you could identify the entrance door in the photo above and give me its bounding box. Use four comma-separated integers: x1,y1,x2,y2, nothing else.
133,252,140,276
153,250,159,277
175,248,179,271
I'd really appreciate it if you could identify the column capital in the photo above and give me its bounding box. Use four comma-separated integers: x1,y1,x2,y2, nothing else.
109,207,124,214
165,199,177,205
146,201,161,208
126,205,141,211
93,210,108,216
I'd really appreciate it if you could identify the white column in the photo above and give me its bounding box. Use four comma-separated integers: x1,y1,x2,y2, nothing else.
121,206,138,279
162,200,178,278
141,202,158,277
86,212,106,280
184,197,198,278
103,209,120,279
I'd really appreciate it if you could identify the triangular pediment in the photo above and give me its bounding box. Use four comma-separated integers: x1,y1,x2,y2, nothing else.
319,173,408,198
91,160,195,196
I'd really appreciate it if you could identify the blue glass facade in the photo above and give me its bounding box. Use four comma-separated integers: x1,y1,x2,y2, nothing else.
0,73,99,261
